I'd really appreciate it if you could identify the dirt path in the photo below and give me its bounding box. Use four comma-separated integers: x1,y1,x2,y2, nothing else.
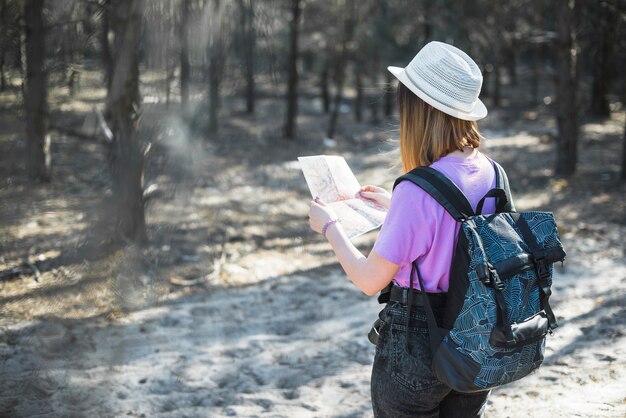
1,234,624,417
1,81,625,416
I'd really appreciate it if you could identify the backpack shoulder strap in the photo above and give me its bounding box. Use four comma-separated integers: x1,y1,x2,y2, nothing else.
393,166,474,221
488,159,516,212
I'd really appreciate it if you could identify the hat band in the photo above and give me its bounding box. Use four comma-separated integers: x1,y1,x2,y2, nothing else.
404,67,476,114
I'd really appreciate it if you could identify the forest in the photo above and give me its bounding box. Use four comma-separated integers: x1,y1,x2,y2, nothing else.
0,0,625,416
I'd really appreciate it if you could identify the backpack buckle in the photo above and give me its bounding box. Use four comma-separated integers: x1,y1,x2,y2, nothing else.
489,266,505,291
476,264,490,285
476,264,504,290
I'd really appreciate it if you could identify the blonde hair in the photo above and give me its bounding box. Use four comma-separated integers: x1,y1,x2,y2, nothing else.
397,82,483,173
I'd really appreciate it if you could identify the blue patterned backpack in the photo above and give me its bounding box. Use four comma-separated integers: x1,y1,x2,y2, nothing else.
390,160,566,393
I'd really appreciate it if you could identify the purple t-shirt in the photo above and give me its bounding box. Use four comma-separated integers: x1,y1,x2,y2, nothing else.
372,149,497,292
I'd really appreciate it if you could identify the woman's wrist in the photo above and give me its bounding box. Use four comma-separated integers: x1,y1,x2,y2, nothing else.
322,218,341,239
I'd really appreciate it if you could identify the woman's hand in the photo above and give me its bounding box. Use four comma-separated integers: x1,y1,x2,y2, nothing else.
357,185,391,210
308,197,339,235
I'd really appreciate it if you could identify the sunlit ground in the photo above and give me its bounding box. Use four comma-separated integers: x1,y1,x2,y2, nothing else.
0,66,624,417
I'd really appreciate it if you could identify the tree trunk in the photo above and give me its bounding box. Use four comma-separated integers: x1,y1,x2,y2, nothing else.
283,0,301,139
423,0,433,42
179,0,190,115
530,4,543,106
0,0,7,91
621,69,626,181
554,0,578,176
493,62,501,108
589,0,618,118
208,0,224,134
24,0,49,182
492,0,502,108
106,0,146,243
531,42,540,106
354,65,362,122
369,67,380,125
621,115,626,181
67,68,79,96
100,1,114,90
326,78,342,139
320,56,330,113
83,1,96,55
327,0,355,139
0,46,5,92
507,45,517,86
505,4,518,87
384,71,393,117
165,62,174,105
242,0,255,114
18,8,26,98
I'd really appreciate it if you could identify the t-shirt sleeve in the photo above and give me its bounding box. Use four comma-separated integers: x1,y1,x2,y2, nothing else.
372,181,438,266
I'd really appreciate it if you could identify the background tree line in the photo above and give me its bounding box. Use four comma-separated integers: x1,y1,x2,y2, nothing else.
1,0,625,244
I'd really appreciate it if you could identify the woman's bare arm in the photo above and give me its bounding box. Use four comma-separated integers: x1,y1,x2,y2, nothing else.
324,223,400,296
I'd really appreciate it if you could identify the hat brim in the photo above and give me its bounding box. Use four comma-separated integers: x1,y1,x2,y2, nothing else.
387,66,487,121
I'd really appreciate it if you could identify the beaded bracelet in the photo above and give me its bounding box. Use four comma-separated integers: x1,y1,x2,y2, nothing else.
322,218,341,239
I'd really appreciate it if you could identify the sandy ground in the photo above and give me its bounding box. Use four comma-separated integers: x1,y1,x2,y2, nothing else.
1,73,625,417
1,233,624,417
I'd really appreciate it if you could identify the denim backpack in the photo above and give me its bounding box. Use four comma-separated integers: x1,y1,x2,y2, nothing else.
391,160,566,393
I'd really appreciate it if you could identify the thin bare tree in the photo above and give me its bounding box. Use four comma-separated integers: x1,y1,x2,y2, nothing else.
179,0,191,115
105,0,147,242
284,0,301,139
589,0,619,118
24,0,50,181
327,0,356,139
100,0,114,89
622,114,626,181
236,0,255,114
0,0,9,91
554,0,578,176
207,0,226,134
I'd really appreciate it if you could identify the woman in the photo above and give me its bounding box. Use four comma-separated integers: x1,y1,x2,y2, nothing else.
308,41,495,417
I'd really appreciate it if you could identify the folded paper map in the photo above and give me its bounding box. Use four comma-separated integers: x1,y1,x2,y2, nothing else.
298,155,388,239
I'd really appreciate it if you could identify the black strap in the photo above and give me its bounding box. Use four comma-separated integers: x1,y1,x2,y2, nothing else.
476,189,509,215
377,283,393,304
489,159,516,212
510,212,558,329
394,167,474,221
407,261,415,353
486,264,516,344
387,286,447,306
408,261,447,355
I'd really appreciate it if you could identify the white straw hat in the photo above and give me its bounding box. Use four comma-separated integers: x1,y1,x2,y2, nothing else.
387,41,487,121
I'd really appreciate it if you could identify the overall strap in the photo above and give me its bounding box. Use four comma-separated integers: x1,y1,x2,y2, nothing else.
393,167,474,221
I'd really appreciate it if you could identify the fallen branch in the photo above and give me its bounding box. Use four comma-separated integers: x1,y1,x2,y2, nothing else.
0,263,39,282
168,276,206,287
25,262,41,282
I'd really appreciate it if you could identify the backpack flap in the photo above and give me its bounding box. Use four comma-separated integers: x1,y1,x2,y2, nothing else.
509,212,566,330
